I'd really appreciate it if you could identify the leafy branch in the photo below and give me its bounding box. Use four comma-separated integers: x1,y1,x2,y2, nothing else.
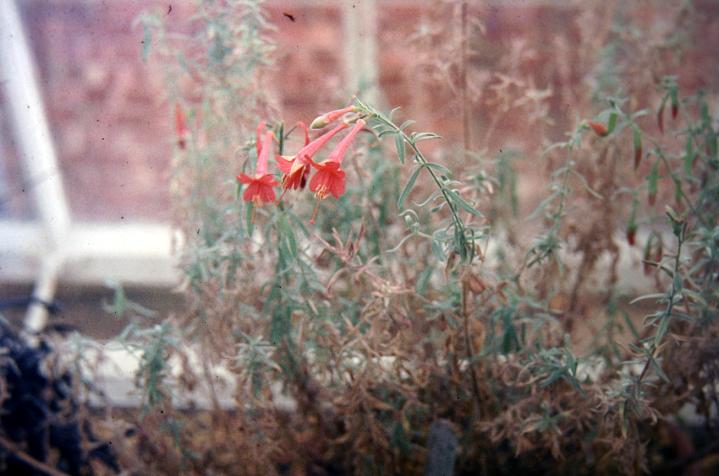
353,97,483,263
630,212,687,394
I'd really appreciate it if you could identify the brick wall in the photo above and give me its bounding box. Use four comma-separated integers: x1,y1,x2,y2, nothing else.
1,0,716,221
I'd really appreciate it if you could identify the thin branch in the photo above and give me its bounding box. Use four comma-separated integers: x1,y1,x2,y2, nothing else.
461,278,482,418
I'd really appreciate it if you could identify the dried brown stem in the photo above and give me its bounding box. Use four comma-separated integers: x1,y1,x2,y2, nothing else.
462,277,482,417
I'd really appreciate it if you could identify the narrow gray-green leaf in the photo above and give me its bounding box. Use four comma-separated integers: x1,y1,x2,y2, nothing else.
423,162,452,175
413,132,442,142
398,165,423,209
447,190,483,218
399,119,416,131
655,315,670,346
395,133,406,164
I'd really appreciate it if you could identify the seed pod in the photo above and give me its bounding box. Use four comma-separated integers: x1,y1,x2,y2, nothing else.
626,224,637,246
175,103,187,150
588,121,609,137
633,127,643,170
670,89,679,119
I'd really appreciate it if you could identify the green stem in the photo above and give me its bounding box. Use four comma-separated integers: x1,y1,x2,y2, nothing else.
362,107,465,234
634,223,685,394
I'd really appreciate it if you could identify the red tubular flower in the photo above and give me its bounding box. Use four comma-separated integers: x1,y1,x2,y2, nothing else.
309,161,346,200
588,121,609,137
276,122,348,195
175,103,187,149
310,105,358,129
238,172,277,204
237,124,278,205
308,119,365,223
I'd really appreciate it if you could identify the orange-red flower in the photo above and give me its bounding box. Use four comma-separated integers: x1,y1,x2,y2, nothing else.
309,161,346,200
237,173,277,204
175,103,187,149
308,119,365,223
276,121,348,194
237,122,279,205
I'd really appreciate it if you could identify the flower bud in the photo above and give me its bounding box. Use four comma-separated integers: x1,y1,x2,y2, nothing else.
310,105,358,129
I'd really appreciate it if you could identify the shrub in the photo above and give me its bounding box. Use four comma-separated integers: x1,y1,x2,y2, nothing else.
102,1,719,474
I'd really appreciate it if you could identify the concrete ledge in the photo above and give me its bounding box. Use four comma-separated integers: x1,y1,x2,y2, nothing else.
0,220,181,287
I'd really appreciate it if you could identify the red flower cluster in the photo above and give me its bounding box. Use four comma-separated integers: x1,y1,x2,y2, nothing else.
236,107,366,223
236,121,279,205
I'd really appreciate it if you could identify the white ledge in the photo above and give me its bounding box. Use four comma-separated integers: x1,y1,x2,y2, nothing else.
0,220,181,287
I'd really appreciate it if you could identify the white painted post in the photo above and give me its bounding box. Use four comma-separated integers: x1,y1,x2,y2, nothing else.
0,0,71,333
342,0,381,106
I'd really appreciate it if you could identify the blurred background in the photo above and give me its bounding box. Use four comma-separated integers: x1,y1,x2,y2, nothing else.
1,0,717,336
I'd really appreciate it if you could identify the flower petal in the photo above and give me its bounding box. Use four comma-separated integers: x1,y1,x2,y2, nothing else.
258,173,279,187
308,169,325,193
259,184,276,203
330,170,346,198
296,121,310,146
276,155,294,174
243,182,259,202
237,173,254,184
